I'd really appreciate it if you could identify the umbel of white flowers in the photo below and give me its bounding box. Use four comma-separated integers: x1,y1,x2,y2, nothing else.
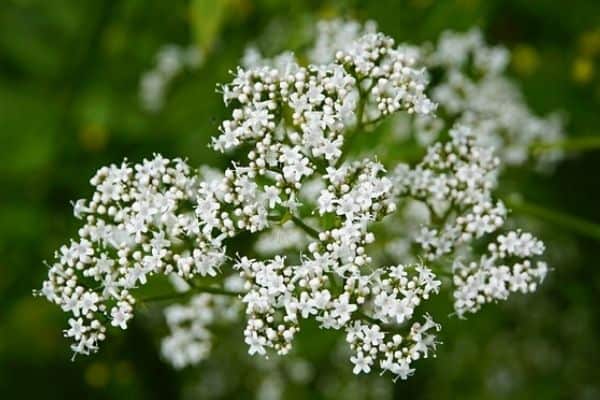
38,19,552,381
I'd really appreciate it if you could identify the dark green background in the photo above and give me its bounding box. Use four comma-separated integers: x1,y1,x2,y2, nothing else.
1,0,599,398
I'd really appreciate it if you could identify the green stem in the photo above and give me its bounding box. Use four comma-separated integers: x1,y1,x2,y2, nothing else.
532,136,600,154
291,215,320,239
355,310,380,325
362,114,387,130
140,284,243,303
354,311,407,334
505,194,600,241
335,78,371,168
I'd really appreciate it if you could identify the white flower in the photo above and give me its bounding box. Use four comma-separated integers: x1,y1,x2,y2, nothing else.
110,303,132,330
351,352,373,374
39,19,552,383
65,318,86,341
79,292,99,315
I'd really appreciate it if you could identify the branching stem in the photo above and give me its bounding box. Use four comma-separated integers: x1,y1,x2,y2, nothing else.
505,194,600,241
291,215,321,239
140,284,243,304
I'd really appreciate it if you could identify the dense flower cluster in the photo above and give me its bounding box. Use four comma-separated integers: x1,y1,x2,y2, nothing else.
221,31,435,158
37,156,224,354
248,21,565,169
453,230,548,316
346,315,439,379
39,19,553,382
396,125,505,260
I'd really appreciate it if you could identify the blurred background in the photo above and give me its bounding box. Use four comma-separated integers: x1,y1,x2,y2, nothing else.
1,0,600,399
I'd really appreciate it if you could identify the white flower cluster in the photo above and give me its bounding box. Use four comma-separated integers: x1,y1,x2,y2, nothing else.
235,253,442,378
346,315,439,379
161,288,241,368
39,20,553,382
428,28,510,74
395,125,506,260
453,230,548,316
230,154,443,378
140,44,204,112
250,20,564,168
422,28,565,167
37,156,227,355
232,29,435,162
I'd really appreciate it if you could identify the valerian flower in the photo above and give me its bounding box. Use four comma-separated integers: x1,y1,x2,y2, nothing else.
38,19,552,382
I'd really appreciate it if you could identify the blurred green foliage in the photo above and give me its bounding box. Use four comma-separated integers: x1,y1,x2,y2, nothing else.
1,0,599,399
